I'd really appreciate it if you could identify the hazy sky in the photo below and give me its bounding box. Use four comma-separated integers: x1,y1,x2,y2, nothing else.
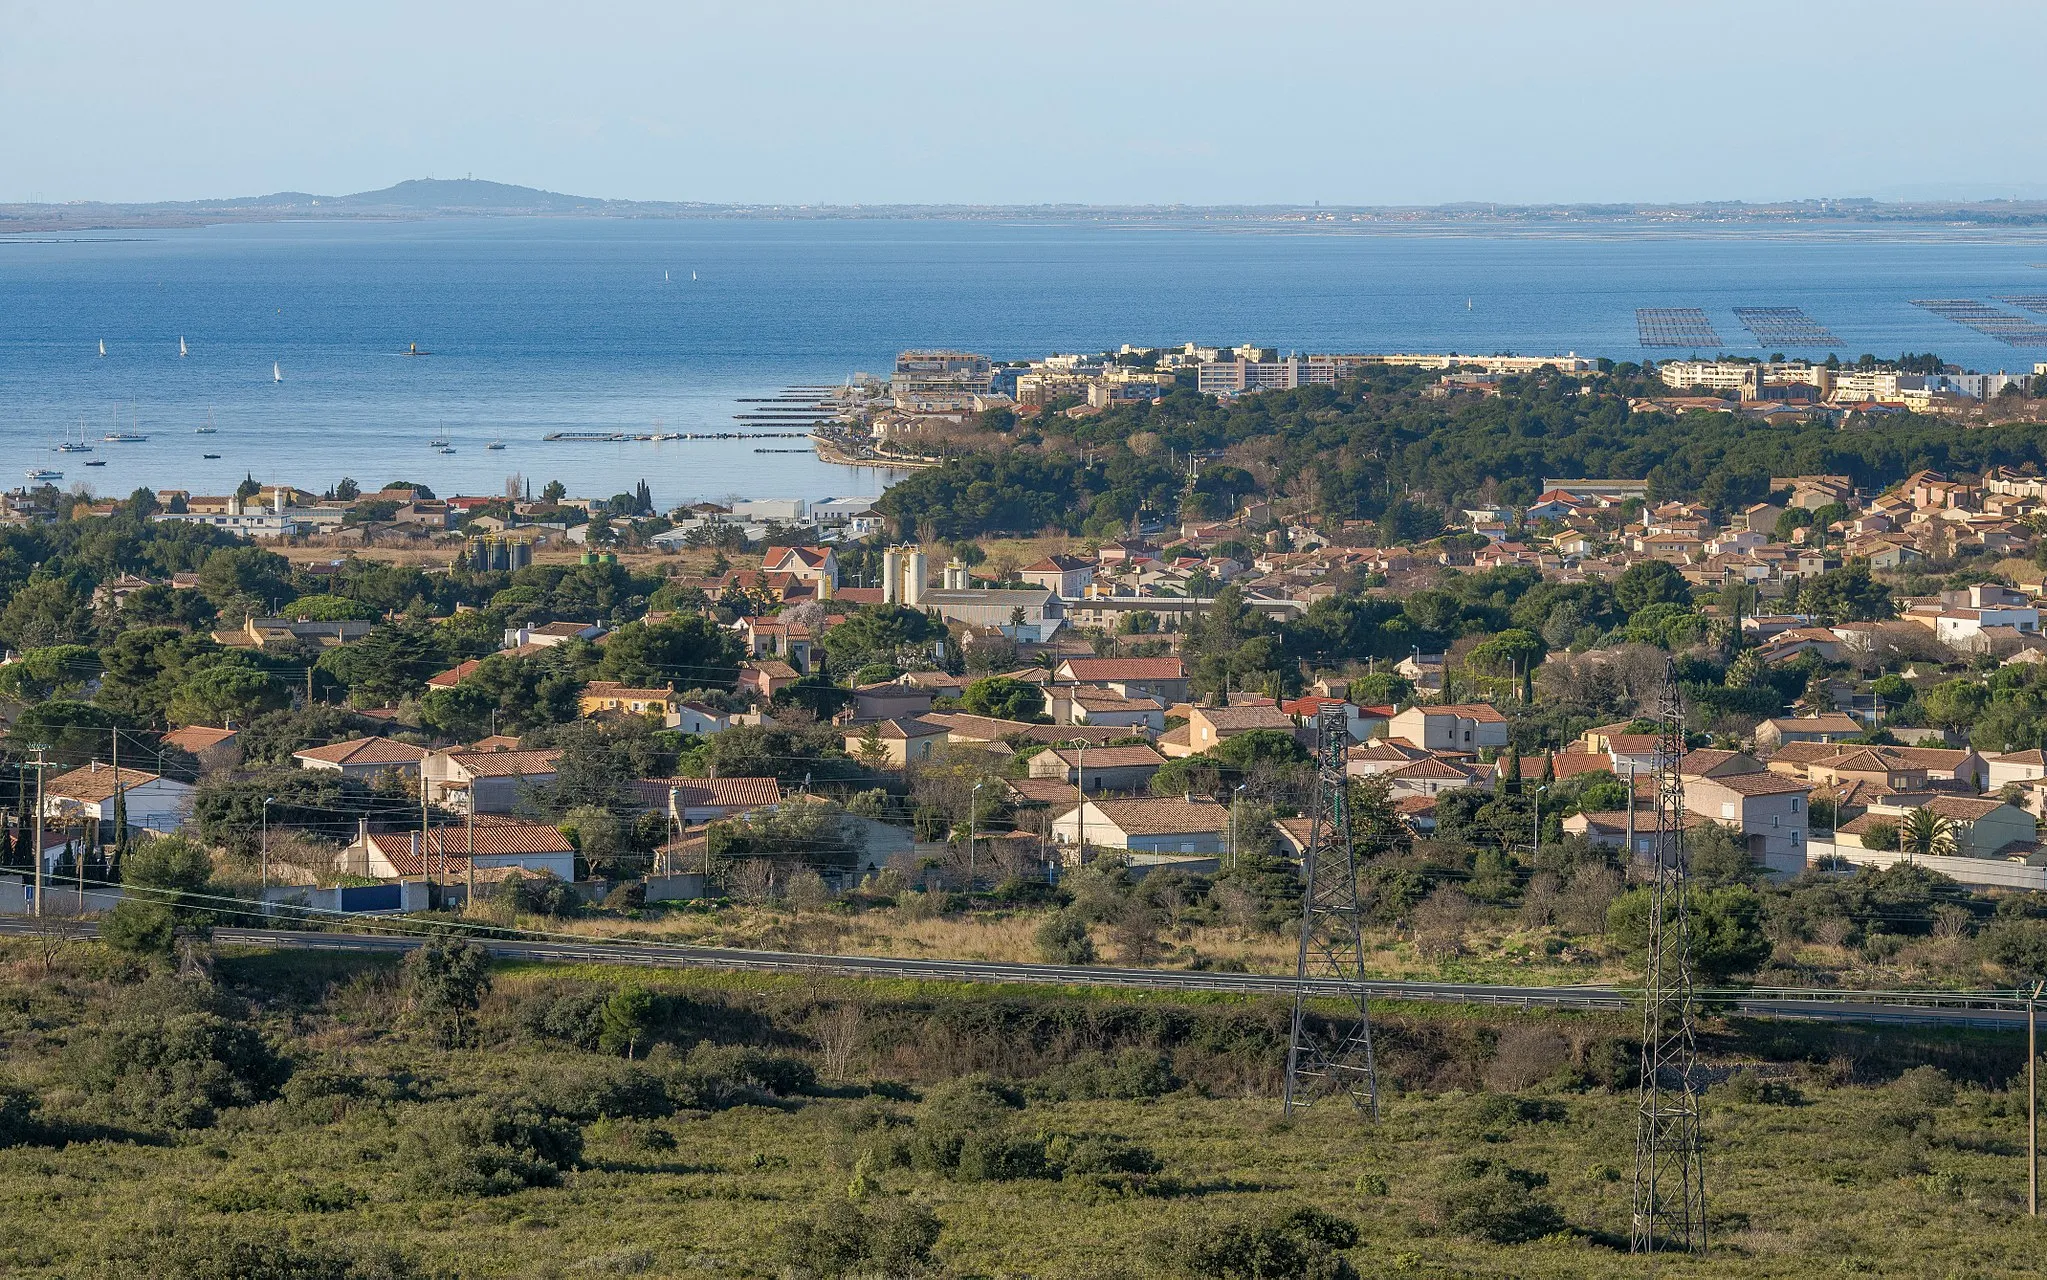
6,0,2044,206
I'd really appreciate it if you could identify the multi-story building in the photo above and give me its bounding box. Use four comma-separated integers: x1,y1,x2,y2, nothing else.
1197,358,1305,395
891,350,994,413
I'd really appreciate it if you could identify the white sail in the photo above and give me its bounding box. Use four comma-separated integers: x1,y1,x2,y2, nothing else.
273,362,282,383
180,336,188,357
98,339,106,357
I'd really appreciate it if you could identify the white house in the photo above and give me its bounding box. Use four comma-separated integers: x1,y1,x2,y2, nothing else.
334,817,576,882
1050,796,1228,857
422,748,563,814
292,737,429,779
40,764,193,837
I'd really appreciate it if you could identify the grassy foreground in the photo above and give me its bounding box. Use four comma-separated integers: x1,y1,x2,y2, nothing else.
0,944,2042,1278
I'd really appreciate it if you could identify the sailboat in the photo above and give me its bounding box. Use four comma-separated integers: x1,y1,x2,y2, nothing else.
664,270,670,282
486,440,506,450
196,408,217,435
55,420,93,453
179,336,188,357
98,339,106,357
273,362,283,383
691,270,697,281
1467,298,1473,311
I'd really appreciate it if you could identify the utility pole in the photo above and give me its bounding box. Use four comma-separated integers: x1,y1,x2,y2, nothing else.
466,803,476,912
27,746,49,918
968,781,983,892
261,797,274,898
2029,980,2042,1217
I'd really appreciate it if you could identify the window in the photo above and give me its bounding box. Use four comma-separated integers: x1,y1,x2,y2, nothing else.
1792,797,1801,813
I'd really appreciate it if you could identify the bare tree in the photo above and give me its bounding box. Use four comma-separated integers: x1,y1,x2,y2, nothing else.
1559,864,1623,936
1412,885,1471,960
815,1003,865,1081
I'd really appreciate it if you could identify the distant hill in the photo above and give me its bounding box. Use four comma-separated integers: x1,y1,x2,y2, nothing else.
323,178,609,212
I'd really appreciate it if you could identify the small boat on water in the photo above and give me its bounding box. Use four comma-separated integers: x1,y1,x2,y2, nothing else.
179,336,188,357
438,446,457,454
486,440,506,451
26,468,63,481
197,408,217,434
273,362,283,383
55,422,92,453
98,340,106,358
202,453,221,459
428,437,451,448
84,460,107,467
105,432,148,442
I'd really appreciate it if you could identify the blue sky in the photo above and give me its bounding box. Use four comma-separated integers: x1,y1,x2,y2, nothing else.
5,0,2042,206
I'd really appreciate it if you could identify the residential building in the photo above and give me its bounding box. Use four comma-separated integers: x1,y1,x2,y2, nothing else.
1386,703,1510,753
40,764,193,836
891,350,994,413
293,737,429,779
1065,688,1166,732
1050,796,1229,855
1989,749,2047,790
1053,657,1190,704
1197,357,1305,395
631,777,783,821
1019,554,1096,599
918,587,1064,639
333,816,576,882
578,682,677,719
1839,796,2038,859
1754,714,1863,752
1683,772,1813,878
841,717,948,767
1028,745,1167,793
160,725,241,774
423,748,564,814
760,545,840,590
1179,704,1298,757
850,683,938,722
502,620,605,649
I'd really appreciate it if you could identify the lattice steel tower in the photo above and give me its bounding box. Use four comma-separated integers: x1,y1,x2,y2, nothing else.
1631,659,1707,1255
1283,705,1379,1119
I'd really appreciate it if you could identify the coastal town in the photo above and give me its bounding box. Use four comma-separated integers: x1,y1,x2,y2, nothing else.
9,341,2047,920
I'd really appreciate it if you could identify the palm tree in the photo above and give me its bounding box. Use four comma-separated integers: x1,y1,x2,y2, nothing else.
1899,807,1957,858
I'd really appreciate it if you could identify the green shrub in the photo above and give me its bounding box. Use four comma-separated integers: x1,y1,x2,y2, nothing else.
1470,1094,1567,1128
1894,1064,1957,1108
1146,1205,1361,1280
98,900,177,956
1433,1159,1564,1244
404,939,491,1047
0,1083,40,1147
86,1221,413,1279
1034,910,1096,964
678,1042,819,1104
279,1063,375,1125
1025,1049,1180,1101
520,986,611,1050
399,1103,582,1196
70,1009,285,1128
525,1060,673,1121
776,1198,941,1280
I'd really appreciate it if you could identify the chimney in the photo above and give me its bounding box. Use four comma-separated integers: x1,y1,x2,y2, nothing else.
358,817,369,846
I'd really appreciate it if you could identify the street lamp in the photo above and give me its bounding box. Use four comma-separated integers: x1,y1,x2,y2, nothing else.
261,796,275,901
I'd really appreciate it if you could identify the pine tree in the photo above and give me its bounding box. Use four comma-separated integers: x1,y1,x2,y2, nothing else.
54,839,74,880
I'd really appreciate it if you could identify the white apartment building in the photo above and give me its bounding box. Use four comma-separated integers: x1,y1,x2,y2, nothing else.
890,350,994,413
1197,358,1305,395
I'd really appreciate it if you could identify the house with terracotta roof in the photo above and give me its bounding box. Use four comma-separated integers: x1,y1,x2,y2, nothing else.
1175,704,1299,758
334,816,576,881
1345,739,1431,778
1019,554,1095,599
1065,688,1166,732
422,748,564,814
841,717,947,767
160,725,241,774
1754,714,1863,752
578,681,677,719
292,737,429,779
850,682,937,722
1684,771,1812,876
1990,749,2047,790
760,545,839,589
740,660,801,701
918,712,1126,749
41,763,192,836
631,776,782,821
1383,756,1481,799
1052,657,1189,703
1838,796,2037,860
1027,745,1166,793
1049,796,1228,856
1386,703,1509,753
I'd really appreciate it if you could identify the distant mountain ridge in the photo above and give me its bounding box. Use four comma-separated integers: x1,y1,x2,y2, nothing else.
204,178,618,213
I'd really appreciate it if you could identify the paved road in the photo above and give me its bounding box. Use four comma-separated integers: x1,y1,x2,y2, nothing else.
4,919,2032,1030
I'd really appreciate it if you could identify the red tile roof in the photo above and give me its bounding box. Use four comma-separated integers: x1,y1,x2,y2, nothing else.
632,776,782,811
294,738,429,767
366,818,573,875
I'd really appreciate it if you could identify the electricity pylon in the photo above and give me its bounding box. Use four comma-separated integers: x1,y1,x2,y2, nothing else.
1283,705,1379,1119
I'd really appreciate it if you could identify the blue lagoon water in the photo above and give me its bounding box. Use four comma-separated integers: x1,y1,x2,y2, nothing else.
4,216,2047,507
